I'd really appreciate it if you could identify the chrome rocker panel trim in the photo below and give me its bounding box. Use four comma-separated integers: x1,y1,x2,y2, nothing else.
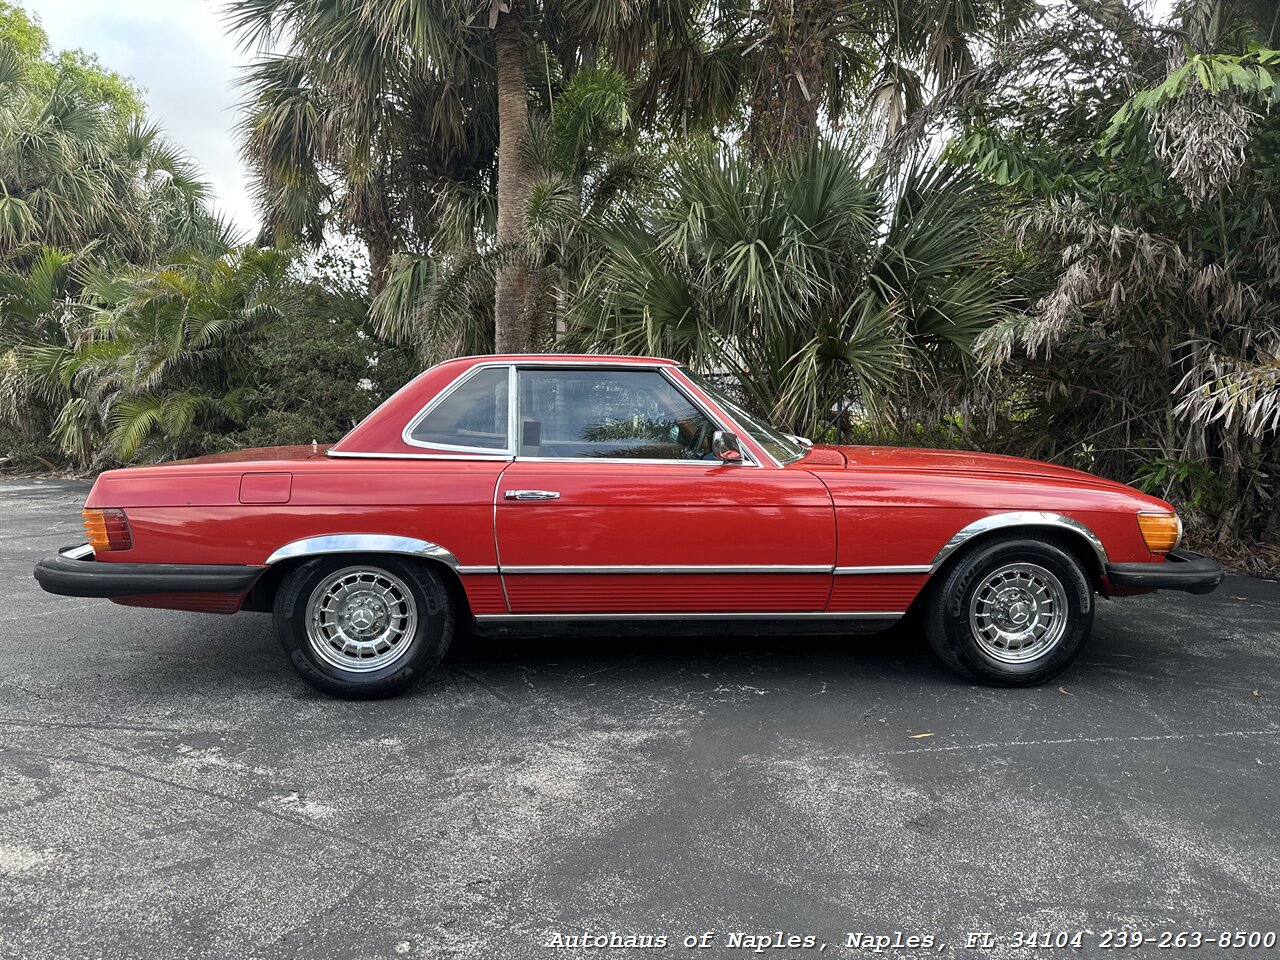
834,564,932,575
499,564,832,575
471,611,905,639
475,611,904,621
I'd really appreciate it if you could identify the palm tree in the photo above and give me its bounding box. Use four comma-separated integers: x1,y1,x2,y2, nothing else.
0,245,85,455
370,63,651,363
0,41,229,269
51,246,293,463
947,0,1280,547
566,140,1015,437
0,37,233,463
229,0,496,294
491,0,531,351
230,0,709,348
702,0,1037,159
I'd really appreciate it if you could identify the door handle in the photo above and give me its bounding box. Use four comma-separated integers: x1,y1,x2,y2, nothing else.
504,490,561,501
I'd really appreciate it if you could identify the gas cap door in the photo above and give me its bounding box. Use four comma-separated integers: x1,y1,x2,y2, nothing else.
239,472,293,504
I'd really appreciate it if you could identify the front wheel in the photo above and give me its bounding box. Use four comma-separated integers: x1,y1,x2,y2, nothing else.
273,556,454,699
925,535,1094,686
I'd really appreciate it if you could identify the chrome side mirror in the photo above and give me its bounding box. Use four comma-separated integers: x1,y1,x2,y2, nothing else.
712,430,744,463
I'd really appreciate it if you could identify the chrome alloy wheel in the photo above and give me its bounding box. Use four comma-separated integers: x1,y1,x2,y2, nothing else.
304,566,419,673
968,561,1069,664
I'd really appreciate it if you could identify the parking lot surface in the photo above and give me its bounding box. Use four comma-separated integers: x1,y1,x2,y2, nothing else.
1,477,1278,959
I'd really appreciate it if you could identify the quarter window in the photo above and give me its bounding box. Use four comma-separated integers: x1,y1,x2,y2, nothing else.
408,366,510,450
517,368,716,460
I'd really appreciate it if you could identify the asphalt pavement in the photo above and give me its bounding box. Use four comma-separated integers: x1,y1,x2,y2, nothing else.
1,477,1278,960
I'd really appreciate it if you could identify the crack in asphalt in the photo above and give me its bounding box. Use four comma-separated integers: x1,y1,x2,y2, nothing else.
0,717,191,734
867,726,1280,757
1,746,403,861
0,602,101,624
451,665,515,704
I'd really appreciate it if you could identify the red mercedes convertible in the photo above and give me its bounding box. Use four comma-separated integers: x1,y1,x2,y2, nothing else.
36,354,1222,698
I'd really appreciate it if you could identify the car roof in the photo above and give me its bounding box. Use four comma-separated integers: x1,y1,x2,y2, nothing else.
437,354,681,368
329,353,684,457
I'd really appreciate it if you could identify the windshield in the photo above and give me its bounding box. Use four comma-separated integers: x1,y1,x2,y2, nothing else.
682,370,806,465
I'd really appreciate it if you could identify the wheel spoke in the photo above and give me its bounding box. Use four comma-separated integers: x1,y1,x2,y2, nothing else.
303,566,420,673
967,561,1070,664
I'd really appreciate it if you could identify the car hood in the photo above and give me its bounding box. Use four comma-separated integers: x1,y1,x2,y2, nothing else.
804,444,1137,491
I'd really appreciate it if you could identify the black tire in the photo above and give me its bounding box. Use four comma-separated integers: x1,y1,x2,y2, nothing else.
273,555,453,699
925,534,1095,686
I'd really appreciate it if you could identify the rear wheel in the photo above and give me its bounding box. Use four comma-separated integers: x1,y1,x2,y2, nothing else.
273,555,453,699
925,535,1094,686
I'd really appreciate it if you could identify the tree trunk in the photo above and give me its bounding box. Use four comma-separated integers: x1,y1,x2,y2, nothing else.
354,161,395,297
745,0,825,161
554,175,583,342
493,0,532,353
366,231,393,297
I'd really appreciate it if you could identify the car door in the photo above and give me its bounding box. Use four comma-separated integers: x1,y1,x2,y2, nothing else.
494,364,836,616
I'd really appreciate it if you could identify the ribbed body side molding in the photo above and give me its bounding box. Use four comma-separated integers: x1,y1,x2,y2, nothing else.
930,512,1109,570
475,611,905,621
500,564,831,575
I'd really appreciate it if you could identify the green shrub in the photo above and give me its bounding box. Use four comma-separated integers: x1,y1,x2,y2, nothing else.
211,255,418,451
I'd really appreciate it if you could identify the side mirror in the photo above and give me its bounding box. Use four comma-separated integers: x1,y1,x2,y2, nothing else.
712,430,744,463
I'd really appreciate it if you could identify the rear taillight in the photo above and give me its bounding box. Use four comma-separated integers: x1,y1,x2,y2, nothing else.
83,508,132,552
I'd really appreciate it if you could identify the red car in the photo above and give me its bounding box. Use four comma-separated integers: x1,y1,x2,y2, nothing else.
35,354,1222,698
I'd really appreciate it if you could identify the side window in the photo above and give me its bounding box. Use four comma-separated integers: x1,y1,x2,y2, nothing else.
517,368,716,460
408,366,510,450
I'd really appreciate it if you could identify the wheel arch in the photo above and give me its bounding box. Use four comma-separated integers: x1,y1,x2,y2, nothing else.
264,534,467,569
243,535,476,620
928,512,1109,589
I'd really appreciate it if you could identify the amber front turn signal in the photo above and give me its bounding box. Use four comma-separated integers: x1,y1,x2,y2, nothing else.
83,507,132,553
1137,513,1181,554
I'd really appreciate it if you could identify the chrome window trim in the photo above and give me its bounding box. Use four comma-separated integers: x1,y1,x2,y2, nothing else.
671,367,803,467
656,367,761,467
663,367,782,468
463,358,677,369
509,364,760,467
333,357,784,466
510,456,755,467
501,564,831,575
334,451,755,466
327,450,514,461
401,364,517,455
930,512,1109,570
475,611,905,621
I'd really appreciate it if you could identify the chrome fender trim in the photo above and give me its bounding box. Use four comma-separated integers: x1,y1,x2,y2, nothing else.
930,511,1109,570
264,535,497,574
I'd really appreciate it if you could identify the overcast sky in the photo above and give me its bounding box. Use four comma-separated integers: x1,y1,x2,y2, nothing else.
22,0,1183,244
25,0,260,239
